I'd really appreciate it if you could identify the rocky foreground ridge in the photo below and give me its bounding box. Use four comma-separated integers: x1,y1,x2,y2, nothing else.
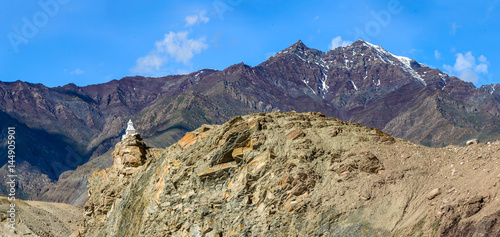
75,112,500,236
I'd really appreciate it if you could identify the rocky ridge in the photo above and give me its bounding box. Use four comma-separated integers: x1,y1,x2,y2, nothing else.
76,112,500,236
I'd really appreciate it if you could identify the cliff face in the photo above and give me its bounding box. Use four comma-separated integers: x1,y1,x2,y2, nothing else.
77,112,500,236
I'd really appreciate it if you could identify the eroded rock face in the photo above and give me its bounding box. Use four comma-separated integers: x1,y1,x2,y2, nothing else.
111,134,148,175
76,112,500,237
78,134,161,235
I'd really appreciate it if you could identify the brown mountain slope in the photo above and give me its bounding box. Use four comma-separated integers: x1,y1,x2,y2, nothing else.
0,196,83,236
76,112,500,236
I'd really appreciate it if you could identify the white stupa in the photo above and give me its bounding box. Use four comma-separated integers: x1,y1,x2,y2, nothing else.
122,119,138,140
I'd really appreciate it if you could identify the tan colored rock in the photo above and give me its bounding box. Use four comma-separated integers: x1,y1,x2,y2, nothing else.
231,147,252,161
80,133,159,235
179,132,210,149
329,128,341,137
178,125,216,149
427,188,441,200
78,112,500,237
286,129,304,140
200,124,215,132
178,132,199,148
197,161,238,178
227,167,248,197
111,134,147,174
248,119,261,131
248,149,272,176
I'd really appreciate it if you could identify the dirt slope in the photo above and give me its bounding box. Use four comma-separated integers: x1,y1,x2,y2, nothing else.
0,196,83,236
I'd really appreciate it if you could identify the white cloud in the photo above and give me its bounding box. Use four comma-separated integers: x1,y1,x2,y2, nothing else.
329,36,352,50
70,68,84,75
131,31,208,74
185,10,210,27
476,63,488,73
443,64,453,73
478,55,487,63
443,51,489,84
156,31,208,64
434,50,442,60
131,54,165,74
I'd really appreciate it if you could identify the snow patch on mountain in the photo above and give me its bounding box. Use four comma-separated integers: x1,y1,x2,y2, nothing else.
302,79,317,95
351,81,358,90
363,42,427,86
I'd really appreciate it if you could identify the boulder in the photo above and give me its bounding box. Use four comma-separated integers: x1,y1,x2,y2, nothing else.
286,129,305,140
466,139,479,146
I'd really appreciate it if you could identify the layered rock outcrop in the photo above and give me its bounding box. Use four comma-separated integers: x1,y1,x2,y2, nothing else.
78,134,161,234
76,112,500,236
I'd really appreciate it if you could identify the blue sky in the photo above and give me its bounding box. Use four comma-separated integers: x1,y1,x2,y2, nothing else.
0,0,498,87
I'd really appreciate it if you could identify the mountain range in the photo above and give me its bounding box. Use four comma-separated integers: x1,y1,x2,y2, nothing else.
1,39,500,205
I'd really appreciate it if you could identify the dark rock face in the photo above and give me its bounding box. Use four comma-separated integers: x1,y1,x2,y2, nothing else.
1,40,500,204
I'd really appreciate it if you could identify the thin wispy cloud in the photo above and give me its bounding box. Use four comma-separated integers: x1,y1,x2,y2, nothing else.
434,50,442,60
70,68,84,75
487,0,499,17
443,52,489,84
265,52,276,59
185,10,210,27
131,31,208,74
328,36,352,50
450,22,461,35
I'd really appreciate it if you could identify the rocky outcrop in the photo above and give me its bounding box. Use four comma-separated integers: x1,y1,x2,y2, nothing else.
78,134,161,234
111,134,148,175
76,112,500,236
